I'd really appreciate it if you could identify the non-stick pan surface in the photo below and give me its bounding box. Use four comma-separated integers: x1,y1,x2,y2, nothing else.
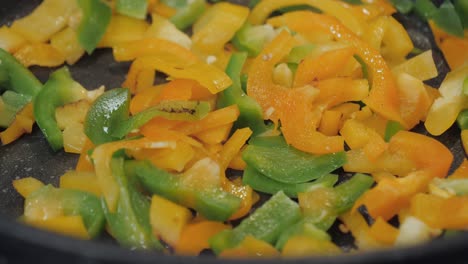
0,1,466,263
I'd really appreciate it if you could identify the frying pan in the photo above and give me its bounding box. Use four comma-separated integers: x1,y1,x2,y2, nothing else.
0,0,466,263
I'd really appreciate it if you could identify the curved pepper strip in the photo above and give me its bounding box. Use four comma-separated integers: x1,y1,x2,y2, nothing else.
113,38,198,62
247,31,344,154
217,52,269,135
123,55,232,94
249,0,366,36
0,48,41,98
266,11,406,127
103,157,164,249
91,137,177,213
33,67,86,151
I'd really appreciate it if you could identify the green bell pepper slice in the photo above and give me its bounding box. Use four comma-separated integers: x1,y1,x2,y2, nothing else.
102,157,163,250
455,0,468,28
457,109,468,130
84,88,130,145
414,0,464,37
162,0,206,30
131,160,241,221
217,52,269,135
77,0,112,54
85,88,212,144
384,120,404,142
0,48,42,97
243,165,338,198
390,0,414,14
0,48,42,127
33,67,86,151
257,173,372,250
243,135,347,184
25,185,105,238
0,91,30,127
209,191,301,255
111,100,211,139
115,0,148,20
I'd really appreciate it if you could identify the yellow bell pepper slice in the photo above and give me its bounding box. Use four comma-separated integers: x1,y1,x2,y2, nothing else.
10,0,78,43
13,177,45,198
425,64,468,136
192,2,249,54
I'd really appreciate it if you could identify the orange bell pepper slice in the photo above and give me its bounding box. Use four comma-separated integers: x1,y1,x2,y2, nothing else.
353,170,433,220
175,221,231,256
249,0,366,36
266,11,405,127
293,47,356,87
219,235,280,258
247,31,344,154
410,193,468,229
368,217,399,245
113,38,198,62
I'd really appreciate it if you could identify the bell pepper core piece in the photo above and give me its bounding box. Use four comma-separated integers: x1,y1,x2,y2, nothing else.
77,0,112,54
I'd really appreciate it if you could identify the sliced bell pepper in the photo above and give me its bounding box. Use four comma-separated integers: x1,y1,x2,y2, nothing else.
192,2,249,54
410,193,468,229
243,166,338,198
10,0,78,43
344,130,454,177
23,184,105,238
282,235,341,257
124,55,232,95
209,191,301,255
12,177,45,198
145,14,192,50
0,48,42,99
102,158,163,249
150,194,193,247
13,43,65,68
163,0,207,30
353,170,433,221
266,11,405,126
275,217,332,251
249,0,366,36
176,221,231,256
242,136,346,184
0,26,27,53
84,88,130,145
111,100,212,139
33,67,87,151
97,15,149,48
91,137,177,213
217,52,269,135
232,23,277,57
298,173,374,230
219,235,280,258
131,160,241,221
76,0,112,54
425,64,468,136
115,0,148,20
